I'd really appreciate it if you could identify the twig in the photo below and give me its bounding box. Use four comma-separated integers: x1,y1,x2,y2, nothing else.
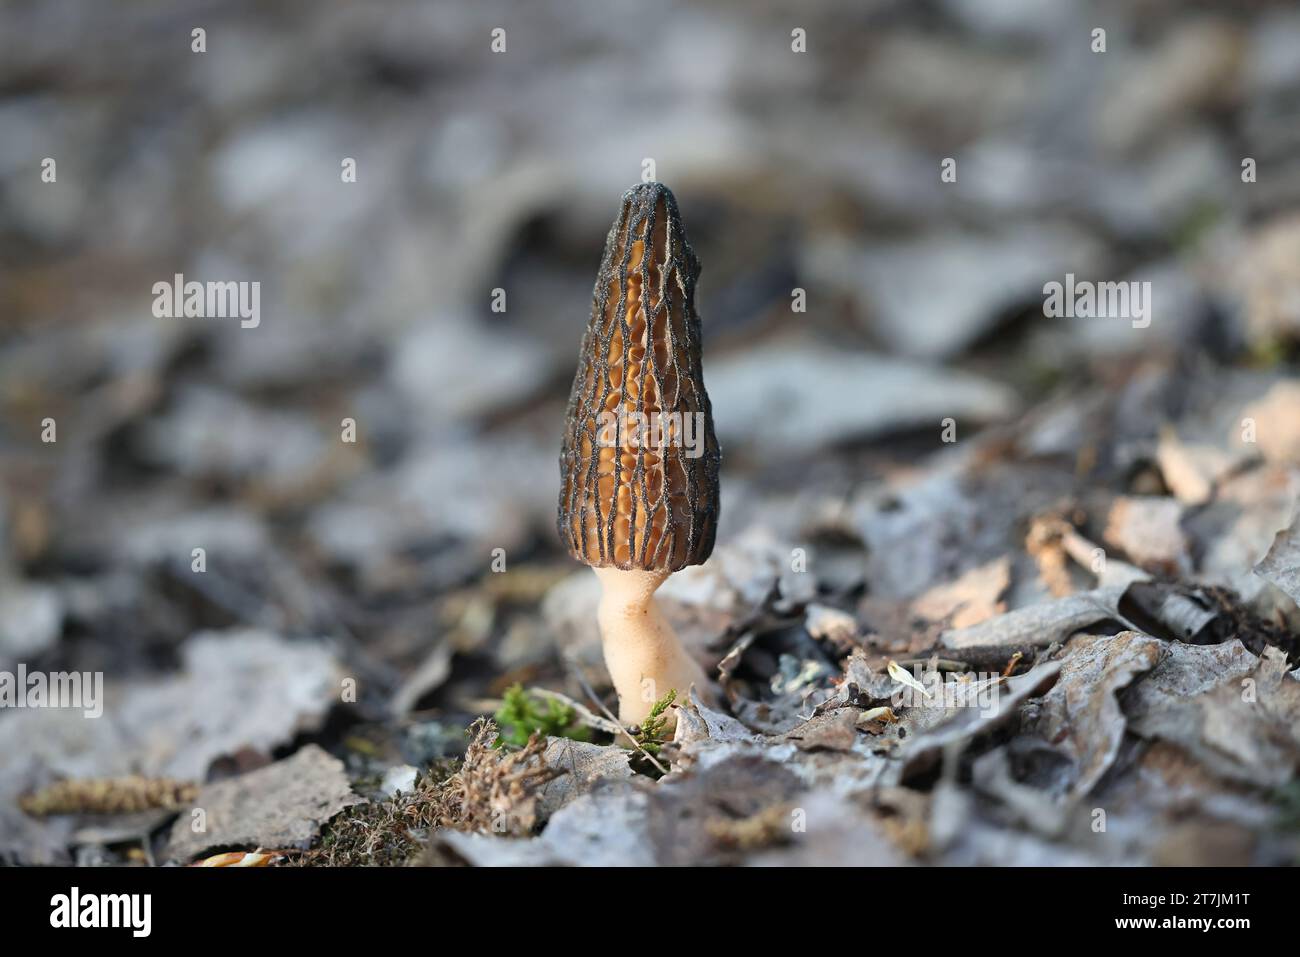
893,657,970,672
562,657,670,777
531,688,623,736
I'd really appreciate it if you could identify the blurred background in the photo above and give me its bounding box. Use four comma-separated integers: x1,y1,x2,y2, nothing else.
2,0,1300,864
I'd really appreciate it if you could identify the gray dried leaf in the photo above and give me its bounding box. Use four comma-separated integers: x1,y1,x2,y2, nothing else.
165,745,362,861
72,810,176,849
819,226,1102,359
941,587,1128,652
674,687,761,747
536,738,634,820
1124,639,1258,711
1126,645,1300,787
1254,510,1300,605
0,630,340,863
379,765,418,797
970,747,1070,836
440,787,654,867
135,387,332,494
1120,582,1226,643
1034,632,1163,795
746,791,905,867
1193,464,1300,603
898,660,1062,783
785,709,860,753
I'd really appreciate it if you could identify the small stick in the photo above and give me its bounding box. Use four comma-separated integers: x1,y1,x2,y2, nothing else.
892,657,971,672
531,688,624,736
564,657,670,777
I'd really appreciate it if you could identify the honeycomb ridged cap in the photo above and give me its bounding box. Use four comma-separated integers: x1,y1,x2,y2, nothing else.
557,183,721,571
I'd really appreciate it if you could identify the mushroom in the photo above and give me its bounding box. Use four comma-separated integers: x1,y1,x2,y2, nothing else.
557,182,721,728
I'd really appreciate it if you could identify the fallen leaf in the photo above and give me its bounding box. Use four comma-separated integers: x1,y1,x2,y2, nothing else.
1254,510,1300,605
940,587,1127,653
912,556,1011,628
535,738,634,820
1156,426,1240,505
1124,642,1300,787
1235,380,1300,464
0,630,341,864
1103,496,1190,576
785,709,860,752
439,787,654,867
804,604,860,648
888,659,933,698
165,745,362,862
1033,632,1163,795
898,660,1062,783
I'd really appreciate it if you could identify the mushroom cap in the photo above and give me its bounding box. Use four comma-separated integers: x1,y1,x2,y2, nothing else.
557,182,721,571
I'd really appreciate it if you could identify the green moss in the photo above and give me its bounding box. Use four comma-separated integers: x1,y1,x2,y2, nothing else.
633,688,676,756
493,684,591,748
628,689,677,779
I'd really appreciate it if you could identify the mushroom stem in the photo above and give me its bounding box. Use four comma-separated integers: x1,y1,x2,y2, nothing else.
593,565,712,727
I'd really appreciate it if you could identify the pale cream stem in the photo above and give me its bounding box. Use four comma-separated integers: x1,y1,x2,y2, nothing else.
592,565,712,727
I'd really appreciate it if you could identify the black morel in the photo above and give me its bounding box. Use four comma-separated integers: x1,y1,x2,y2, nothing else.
557,182,720,573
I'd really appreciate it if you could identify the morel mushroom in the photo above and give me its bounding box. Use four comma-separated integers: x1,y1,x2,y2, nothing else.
558,182,721,727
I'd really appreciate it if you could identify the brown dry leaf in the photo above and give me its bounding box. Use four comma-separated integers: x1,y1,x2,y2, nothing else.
912,556,1011,628
706,802,795,851
1151,821,1256,867
1026,515,1075,597
1103,496,1190,576
1034,632,1163,795
1156,426,1240,505
165,744,361,862
785,709,860,753
857,706,898,729
1235,381,1300,464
